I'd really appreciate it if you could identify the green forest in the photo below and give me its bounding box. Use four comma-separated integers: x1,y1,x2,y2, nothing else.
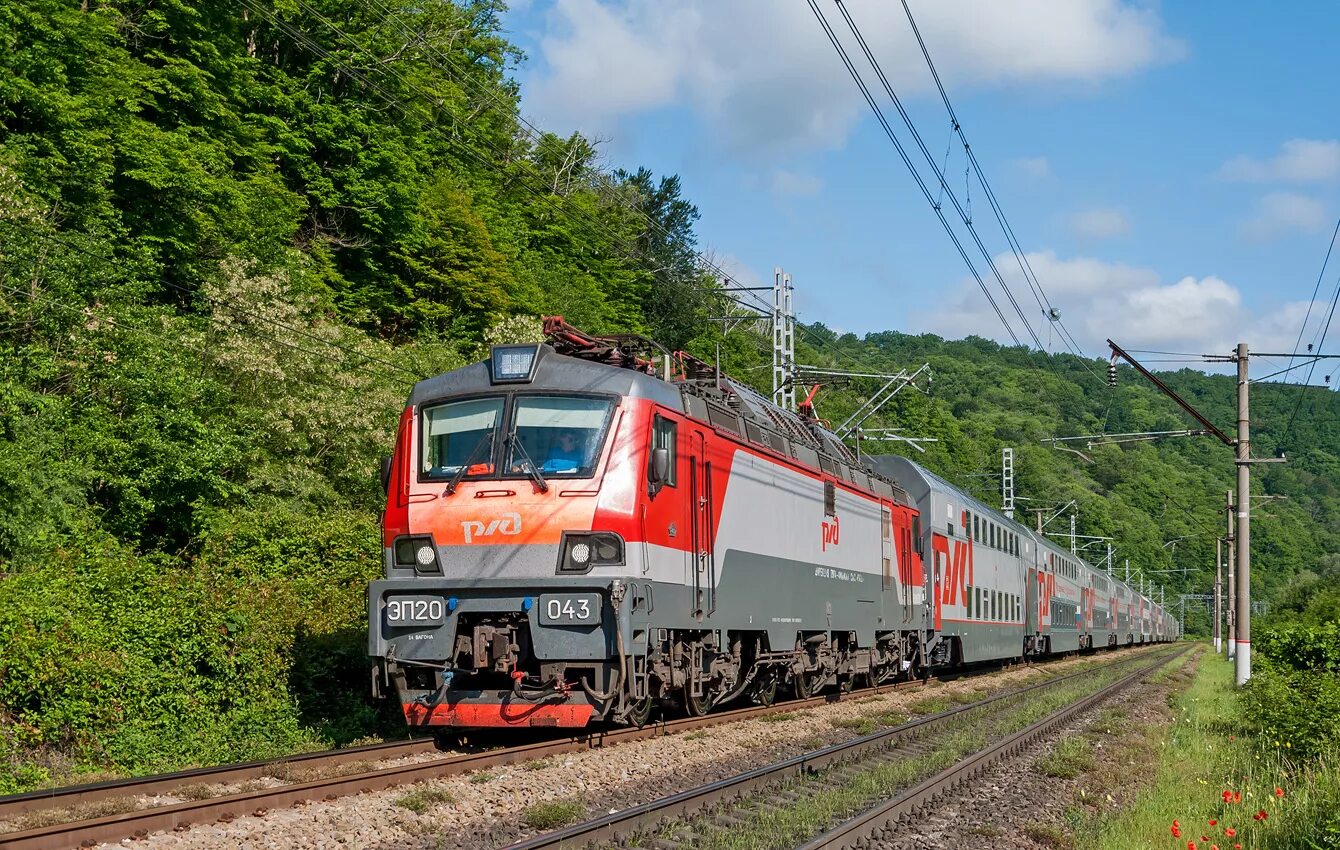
1,0,1337,793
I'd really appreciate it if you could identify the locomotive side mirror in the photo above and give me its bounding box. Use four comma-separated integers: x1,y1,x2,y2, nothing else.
380,455,393,494
650,447,671,487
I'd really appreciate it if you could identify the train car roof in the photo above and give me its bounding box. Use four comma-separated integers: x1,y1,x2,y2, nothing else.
406,345,684,410
867,454,1030,532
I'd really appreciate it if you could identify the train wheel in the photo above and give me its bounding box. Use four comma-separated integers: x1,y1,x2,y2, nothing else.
625,695,654,727
682,685,713,717
752,674,778,706
792,670,826,699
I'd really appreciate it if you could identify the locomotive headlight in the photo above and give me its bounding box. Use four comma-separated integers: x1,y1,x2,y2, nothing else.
558,532,625,573
392,535,441,575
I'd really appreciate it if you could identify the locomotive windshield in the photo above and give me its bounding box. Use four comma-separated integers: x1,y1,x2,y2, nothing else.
421,397,505,478
507,395,612,477
419,394,613,481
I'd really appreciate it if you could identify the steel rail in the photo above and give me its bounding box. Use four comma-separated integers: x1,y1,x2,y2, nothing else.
0,677,941,849
0,647,1155,850
501,646,1174,850
802,646,1189,850
0,737,439,823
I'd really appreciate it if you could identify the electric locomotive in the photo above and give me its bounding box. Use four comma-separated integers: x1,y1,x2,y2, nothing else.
367,319,1178,732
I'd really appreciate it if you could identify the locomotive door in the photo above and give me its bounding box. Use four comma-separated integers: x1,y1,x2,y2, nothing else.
687,429,716,619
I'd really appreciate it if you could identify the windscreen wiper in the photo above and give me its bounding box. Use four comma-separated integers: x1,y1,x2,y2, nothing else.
507,431,549,493
445,433,493,496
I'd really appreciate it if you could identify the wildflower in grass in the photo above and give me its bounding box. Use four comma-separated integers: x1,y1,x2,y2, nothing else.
1274,786,1284,798
1187,842,1196,850
1253,809,1268,821
1209,819,1217,826
1171,822,1182,838
1233,791,1242,804
1222,789,1234,803
1225,827,1237,837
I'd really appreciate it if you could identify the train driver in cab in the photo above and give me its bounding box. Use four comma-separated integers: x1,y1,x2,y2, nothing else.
540,428,588,473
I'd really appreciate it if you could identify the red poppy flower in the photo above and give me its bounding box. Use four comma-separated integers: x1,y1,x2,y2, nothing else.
1225,827,1237,837
1275,786,1284,798
1222,789,1234,802
1233,791,1242,804
1172,826,1182,838
1254,809,1268,821
1212,845,1220,850
1188,842,1197,850
1201,836,1210,842
1234,845,1242,850
1209,819,1217,826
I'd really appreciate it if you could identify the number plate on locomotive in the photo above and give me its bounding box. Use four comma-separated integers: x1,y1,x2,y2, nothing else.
538,593,600,625
384,595,446,627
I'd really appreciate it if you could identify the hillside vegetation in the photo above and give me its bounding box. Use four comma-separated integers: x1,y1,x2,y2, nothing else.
2,0,1337,791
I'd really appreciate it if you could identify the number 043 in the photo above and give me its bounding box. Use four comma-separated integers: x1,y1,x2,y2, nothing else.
547,598,591,620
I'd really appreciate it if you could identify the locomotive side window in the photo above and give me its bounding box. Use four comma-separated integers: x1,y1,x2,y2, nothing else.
508,395,614,477
421,397,505,478
651,414,677,487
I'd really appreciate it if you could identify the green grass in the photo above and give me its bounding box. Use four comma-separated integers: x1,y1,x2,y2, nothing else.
1036,737,1093,779
905,695,955,715
394,785,455,813
522,799,586,830
467,771,494,784
684,730,710,741
758,712,797,723
830,716,878,735
1087,648,1340,850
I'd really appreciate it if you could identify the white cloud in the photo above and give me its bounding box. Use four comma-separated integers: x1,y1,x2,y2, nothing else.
523,0,1184,156
1219,139,1340,183
1071,207,1131,239
1015,156,1052,179
913,251,1315,358
770,169,824,197
1241,192,1328,242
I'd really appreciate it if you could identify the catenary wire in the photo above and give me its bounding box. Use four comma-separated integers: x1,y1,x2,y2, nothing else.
895,0,1097,375
805,0,1022,347
831,0,1044,351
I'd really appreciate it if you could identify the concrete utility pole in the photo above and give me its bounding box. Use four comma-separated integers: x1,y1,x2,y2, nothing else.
1214,537,1223,654
1069,513,1077,555
1234,343,1251,686
1226,490,1236,661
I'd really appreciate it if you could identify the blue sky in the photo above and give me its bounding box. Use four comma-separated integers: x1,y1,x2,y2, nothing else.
501,1,1340,380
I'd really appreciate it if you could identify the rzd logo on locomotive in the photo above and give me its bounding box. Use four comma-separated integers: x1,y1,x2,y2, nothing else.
461,511,522,544
821,516,840,551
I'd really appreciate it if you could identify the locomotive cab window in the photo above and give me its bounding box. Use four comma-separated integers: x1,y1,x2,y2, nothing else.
507,395,614,478
650,414,677,487
421,397,505,479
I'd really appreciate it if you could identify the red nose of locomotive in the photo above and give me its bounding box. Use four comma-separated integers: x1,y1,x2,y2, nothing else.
369,342,658,729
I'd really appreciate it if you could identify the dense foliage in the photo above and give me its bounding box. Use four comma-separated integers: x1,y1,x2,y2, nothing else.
2,0,1337,792
1243,621,1340,760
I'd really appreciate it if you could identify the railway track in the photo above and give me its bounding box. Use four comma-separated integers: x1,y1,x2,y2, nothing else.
0,646,1154,850
502,645,1184,850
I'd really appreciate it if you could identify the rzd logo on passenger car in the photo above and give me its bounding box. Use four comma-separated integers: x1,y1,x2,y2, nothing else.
461,512,522,543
